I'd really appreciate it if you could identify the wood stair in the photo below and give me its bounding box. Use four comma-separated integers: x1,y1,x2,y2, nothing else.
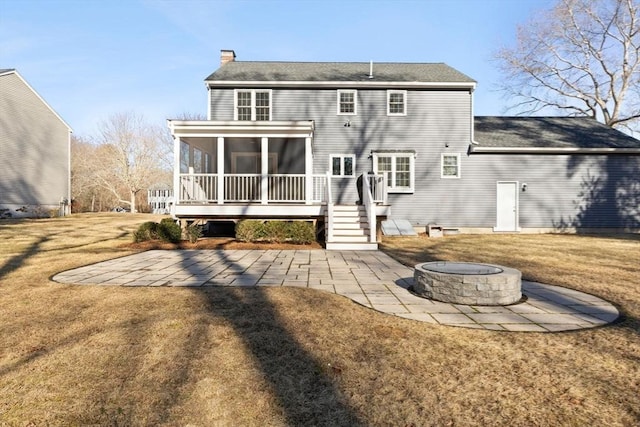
325,205,378,251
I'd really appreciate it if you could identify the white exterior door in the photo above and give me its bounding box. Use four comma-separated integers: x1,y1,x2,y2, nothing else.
495,181,519,231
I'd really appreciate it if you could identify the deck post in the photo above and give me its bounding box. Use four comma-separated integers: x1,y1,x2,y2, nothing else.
261,137,268,204
305,136,312,204
217,137,224,204
173,136,181,206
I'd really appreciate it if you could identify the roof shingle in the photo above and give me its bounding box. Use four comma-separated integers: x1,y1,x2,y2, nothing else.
206,61,475,84
474,116,640,149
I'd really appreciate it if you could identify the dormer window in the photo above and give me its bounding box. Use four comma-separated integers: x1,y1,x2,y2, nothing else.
234,89,271,121
337,89,357,115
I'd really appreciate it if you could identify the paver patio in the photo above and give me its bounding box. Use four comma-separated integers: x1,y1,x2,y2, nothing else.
52,249,619,332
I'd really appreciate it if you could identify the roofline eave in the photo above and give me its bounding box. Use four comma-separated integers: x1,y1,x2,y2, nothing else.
469,146,640,154
205,80,477,90
167,119,315,138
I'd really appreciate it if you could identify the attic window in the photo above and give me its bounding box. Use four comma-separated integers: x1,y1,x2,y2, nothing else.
337,90,357,115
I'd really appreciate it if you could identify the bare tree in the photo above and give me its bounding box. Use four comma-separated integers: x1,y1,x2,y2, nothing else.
95,112,171,213
496,0,639,132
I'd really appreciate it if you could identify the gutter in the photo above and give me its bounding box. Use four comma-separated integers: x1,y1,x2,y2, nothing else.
469,146,640,154
205,80,477,91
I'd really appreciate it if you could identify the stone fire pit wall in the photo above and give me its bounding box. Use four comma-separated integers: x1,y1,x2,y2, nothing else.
413,262,522,306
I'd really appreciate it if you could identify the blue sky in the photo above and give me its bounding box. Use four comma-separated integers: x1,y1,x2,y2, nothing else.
1,0,552,136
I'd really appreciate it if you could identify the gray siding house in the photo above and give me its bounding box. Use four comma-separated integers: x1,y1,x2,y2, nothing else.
168,50,640,248
0,69,72,218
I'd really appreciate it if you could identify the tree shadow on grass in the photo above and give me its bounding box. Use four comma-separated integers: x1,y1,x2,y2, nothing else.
178,250,364,426
0,235,50,281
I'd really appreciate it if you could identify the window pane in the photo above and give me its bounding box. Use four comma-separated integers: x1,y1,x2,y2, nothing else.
180,141,189,173
255,92,269,106
340,92,355,113
193,148,203,173
395,156,410,187
237,107,251,120
344,157,353,176
389,92,404,114
377,156,392,185
237,91,252,120
332,157,341,175
443,155,459,176
237,91,251,106
255,92,270,121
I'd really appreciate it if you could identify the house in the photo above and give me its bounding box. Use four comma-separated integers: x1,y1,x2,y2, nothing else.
0,69,72,218
147,183,173,214
168,50,640,248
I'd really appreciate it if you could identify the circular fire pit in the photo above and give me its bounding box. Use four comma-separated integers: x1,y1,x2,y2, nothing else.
413,261,522,306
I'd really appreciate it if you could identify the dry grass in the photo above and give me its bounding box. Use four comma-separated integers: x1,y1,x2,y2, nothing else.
0,215,638,426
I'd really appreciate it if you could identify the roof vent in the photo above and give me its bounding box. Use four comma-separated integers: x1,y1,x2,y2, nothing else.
368,60,373,79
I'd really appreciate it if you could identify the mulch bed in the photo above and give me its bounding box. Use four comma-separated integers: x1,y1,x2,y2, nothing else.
121,238,323,251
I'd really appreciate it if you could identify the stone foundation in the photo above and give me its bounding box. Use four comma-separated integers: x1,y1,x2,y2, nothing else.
413,262,522,305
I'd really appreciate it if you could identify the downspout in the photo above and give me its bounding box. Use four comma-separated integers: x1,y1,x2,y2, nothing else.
469,85,479,146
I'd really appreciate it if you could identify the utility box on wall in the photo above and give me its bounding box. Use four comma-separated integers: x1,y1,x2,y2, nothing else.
427,223,443,238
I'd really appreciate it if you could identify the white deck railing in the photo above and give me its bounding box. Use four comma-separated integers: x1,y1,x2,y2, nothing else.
268,174,305,202
224,174,261,202
369,173,388,204
179,174,218,202
179,173,330,204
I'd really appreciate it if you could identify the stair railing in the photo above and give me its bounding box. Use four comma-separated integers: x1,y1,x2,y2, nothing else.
362,173,376,243
325,171,334,242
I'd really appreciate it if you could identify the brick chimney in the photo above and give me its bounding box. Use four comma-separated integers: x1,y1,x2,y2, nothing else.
220,49,236,66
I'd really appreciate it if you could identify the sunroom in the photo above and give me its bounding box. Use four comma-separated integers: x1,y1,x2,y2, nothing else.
168,120,330,218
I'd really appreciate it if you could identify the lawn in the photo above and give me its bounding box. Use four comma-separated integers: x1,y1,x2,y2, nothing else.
0,214,638,426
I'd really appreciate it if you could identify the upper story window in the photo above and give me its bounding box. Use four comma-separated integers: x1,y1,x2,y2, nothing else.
235,89,271,121
441,153,461,178
387,90,406,116
373,151,415,193
337,89,357,115
330,154,355,176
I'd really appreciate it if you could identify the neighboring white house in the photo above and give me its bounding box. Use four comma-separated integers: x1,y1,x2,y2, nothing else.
147,183,173,214
0,69,72,218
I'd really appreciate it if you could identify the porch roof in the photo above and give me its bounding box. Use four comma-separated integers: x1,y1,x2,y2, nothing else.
168,120,315,138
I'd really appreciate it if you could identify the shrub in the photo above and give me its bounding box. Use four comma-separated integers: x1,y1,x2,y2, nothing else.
235,220,266,242
235,220,316,244
185,223,203,243
263,221,288,243
158,218,182,243
286,221,315,244
133,221,159,243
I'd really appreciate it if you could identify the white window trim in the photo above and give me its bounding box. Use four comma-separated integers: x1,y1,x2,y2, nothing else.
234,89,272,121
329,154,356,176
337,89,357,115
441,153,461,179
387,90,407,116
373,152,415,193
